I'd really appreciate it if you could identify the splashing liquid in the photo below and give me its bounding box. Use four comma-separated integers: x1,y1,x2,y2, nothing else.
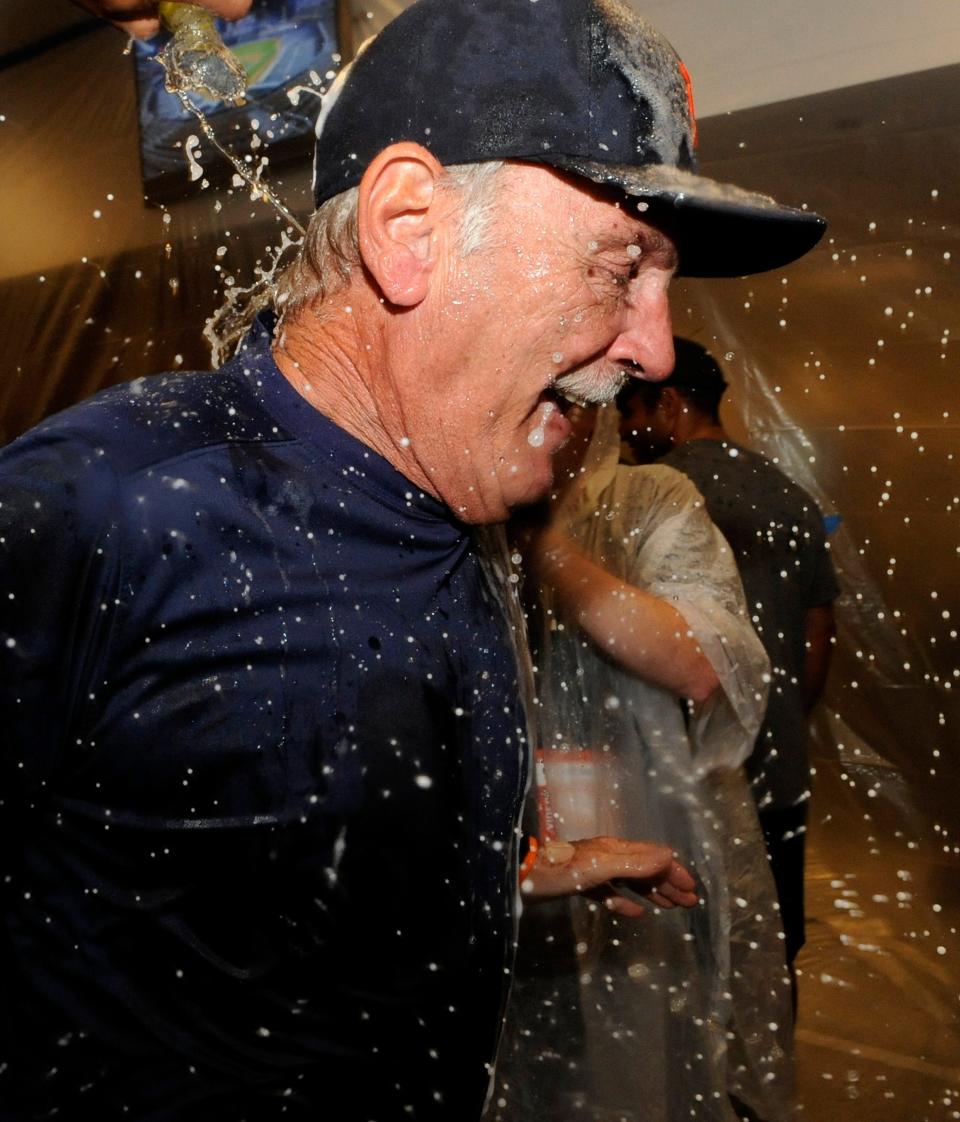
528,401,556,447
176,91,307,361
158,2,247,104
156,5,304,231
204,228,302,365
155,6,330,360
184,134,204,181
172,91,305,234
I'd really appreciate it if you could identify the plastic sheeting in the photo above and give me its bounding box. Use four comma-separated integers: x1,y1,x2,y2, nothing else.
1,10,958,1120
668,63,960,1121
490,411,794,1122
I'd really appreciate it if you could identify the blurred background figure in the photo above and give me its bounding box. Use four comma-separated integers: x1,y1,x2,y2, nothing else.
491,405,793,1122
618,338,840,1005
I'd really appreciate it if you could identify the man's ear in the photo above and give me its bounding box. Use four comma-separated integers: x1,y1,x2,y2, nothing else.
357,143,447,307
659,386,683,431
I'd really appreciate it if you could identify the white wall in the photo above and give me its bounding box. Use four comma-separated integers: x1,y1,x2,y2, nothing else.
637,0,960,116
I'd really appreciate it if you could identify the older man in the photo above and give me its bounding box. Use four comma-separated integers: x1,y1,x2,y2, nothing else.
1,1,823,1119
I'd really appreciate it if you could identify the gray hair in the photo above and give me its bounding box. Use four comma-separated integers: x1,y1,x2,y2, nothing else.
275,160,505,319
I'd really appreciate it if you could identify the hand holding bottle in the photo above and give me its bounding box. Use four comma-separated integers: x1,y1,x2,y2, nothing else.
72,0,252,42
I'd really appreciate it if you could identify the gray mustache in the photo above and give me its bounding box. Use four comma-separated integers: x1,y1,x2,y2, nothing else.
552,365,628,405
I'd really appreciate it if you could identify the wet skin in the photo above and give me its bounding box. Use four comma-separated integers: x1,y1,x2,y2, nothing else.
383,162,679,523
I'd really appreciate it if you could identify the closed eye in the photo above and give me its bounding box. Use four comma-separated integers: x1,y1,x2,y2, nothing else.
589,261,639,290
613,262,641,287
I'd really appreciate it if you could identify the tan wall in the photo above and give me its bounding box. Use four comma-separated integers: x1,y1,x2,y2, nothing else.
677,64,960,822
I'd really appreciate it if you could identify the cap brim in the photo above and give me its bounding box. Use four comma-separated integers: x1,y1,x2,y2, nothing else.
548,158,827,278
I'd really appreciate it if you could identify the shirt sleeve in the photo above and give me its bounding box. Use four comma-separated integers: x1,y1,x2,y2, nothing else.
806,512,841,608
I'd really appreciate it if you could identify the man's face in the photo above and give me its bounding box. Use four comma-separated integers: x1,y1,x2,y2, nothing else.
399,164,677,523
618,392,675,462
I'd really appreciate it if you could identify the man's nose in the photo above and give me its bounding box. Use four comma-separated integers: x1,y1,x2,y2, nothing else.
606,279,675,381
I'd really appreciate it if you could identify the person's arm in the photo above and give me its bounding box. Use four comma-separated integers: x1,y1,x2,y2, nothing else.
528,527,720,703
71,0,252,40
521,836,698,918
802,602,836,712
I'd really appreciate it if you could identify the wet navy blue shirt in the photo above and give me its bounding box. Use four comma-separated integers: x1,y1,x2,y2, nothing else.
0,318,528,1121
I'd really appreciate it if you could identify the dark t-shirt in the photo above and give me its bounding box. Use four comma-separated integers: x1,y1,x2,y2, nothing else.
0,318,528,1121
661,439,839,810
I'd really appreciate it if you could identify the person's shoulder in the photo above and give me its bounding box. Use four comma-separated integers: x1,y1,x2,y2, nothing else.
616,461,705,511
0,358,297,551
674,441,822,509
739,448,825,515
3,362,291,483
661,440,710,466
659,438,731,481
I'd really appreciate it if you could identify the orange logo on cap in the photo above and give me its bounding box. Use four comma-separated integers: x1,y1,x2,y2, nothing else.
678,60,698,149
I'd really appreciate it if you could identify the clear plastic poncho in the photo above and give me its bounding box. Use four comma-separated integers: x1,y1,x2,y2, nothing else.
489,407,795,1122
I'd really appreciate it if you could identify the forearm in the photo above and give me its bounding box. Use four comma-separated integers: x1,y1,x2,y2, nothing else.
532,529,719,702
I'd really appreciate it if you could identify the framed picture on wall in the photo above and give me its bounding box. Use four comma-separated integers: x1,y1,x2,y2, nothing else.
133,0,352,203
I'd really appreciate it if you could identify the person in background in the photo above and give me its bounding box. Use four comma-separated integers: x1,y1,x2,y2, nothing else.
618,337,840,1001
2,2,823,1118
491,405,793,1122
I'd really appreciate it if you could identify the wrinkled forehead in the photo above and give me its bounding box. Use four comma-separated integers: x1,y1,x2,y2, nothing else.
494,161,679,262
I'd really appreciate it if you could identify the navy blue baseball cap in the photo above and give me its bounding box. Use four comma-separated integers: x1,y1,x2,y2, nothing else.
311,0,826,278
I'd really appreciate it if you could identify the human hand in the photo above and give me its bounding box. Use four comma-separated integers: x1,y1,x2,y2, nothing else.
522,836,699,918
72,0,252,40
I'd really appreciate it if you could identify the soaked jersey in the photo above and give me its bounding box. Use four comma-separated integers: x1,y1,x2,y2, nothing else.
0,317,528,1121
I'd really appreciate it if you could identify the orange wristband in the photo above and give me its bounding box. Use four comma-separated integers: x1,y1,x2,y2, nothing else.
518,836,539,884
